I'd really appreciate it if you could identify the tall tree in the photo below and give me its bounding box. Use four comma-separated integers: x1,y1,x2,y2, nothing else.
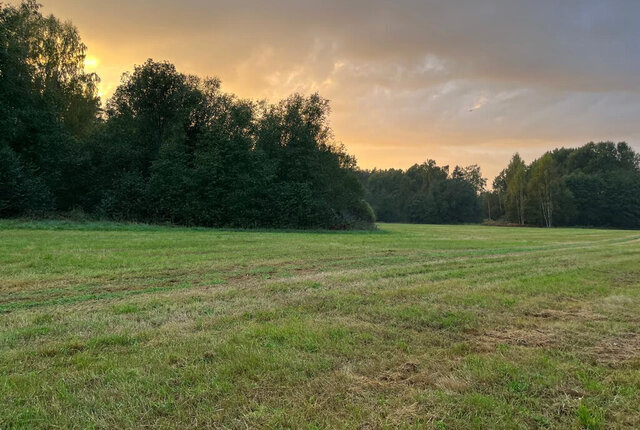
528,153,558,227
0,0,99,214
105,60,204,176
504,153,527,225
452,164,486,194
256,93,372,228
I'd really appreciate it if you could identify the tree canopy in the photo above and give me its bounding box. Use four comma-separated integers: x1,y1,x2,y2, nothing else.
357,161,484,225
484,142,640,229
0,2,374,229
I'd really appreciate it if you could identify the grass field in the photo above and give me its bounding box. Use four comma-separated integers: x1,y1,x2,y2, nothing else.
1,220,639,429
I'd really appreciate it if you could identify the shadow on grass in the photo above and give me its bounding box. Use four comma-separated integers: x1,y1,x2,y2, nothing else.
0,218,390,235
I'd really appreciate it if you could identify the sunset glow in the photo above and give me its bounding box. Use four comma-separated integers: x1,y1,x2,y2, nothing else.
36,0,640,179
83,55,99,70
2,2,640,425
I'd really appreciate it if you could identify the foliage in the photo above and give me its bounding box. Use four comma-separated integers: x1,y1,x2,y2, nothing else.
0,3,372,229
0,0,99,215
488,142,640,228
1,2,639,229
359,160,483,224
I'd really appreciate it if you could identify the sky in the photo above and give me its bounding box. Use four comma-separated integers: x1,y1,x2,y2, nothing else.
35,0,640,180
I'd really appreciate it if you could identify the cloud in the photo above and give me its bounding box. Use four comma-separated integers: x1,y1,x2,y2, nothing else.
38,0,640,178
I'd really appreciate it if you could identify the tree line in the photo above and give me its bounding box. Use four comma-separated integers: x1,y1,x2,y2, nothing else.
2,2,639,230
359,142,640,229
484,142,640,229
357,162,485,224
0,1,374,229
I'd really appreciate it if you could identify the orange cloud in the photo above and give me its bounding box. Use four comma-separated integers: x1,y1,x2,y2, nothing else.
37,0,640,179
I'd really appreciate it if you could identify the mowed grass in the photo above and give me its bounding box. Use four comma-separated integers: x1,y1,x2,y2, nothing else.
1,220,639,429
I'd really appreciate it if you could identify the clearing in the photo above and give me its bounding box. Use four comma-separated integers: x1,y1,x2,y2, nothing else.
1,220,639,428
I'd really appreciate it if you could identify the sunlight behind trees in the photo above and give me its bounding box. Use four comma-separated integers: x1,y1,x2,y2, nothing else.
1,1,639,229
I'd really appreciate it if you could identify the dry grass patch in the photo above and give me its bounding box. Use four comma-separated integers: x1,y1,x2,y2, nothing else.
474,327,555,351
591,332,640,367
526,308,606,322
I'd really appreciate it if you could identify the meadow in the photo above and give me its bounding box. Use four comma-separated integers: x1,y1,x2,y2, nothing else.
1,220,639,429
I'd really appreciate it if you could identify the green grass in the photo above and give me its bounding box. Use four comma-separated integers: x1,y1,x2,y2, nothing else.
1,220,639,429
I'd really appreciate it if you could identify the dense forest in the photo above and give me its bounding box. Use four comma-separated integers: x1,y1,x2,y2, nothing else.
1,2,639,229
357,163,485,224
484,143,640,229
0,1,373,229
359,142,640,229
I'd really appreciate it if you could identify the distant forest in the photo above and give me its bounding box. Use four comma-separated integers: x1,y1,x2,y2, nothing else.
2,2,640,229
359,141,640,229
